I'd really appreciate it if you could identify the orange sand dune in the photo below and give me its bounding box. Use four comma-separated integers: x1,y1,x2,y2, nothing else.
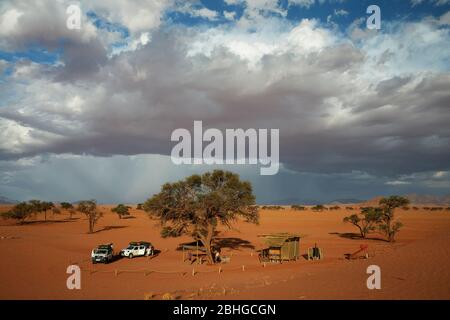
0,205,449,299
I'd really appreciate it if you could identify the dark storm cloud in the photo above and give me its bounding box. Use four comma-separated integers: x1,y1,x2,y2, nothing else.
1,0,450,190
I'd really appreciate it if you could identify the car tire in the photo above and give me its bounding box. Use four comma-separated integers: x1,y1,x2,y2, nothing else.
128,253,133,259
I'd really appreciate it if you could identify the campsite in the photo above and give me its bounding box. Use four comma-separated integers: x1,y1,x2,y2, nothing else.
1,203,450,300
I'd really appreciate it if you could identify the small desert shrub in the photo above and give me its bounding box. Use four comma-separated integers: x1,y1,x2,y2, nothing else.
345,207,354,210
311,205,326,212
412,207,419,210
329,206,340,211
291,205,306,211
402,206,410,211
261,205,284,210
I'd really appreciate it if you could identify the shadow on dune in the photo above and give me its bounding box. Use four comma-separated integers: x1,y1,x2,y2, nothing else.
20,219,77,225
214,237,255,250
120,215,136,219
108,249,162,264
330,232,388,242
93,225,128,233
175,238,255,251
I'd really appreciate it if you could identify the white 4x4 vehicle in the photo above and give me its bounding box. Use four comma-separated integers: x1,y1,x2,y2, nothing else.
91,243,114,264
120,241,153,259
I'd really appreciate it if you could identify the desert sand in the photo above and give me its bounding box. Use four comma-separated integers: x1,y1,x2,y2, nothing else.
0,205,449,300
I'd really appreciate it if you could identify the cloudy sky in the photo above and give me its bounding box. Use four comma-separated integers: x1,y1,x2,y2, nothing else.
0,0,449,204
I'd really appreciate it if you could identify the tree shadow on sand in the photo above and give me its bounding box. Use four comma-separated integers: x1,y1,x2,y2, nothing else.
175,238,255,251
20,219,77,225
329,232,388,242
93,225,128,233
213,237,255,250
121,215,136,219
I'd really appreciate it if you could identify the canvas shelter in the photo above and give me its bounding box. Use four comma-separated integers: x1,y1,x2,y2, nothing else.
258,233,301,263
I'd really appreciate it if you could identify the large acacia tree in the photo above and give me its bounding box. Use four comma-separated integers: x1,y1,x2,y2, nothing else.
144,170,259,264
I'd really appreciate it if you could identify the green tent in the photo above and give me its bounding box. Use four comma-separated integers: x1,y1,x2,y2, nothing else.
258,233,301,262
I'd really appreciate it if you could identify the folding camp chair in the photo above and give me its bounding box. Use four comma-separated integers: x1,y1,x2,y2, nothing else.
307,246,323,260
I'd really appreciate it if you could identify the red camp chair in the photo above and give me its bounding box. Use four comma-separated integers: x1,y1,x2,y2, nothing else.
345,244,369,260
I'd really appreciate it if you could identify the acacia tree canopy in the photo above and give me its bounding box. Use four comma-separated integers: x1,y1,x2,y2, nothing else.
144,170,259,264
378,196,409,242
111,204,131,219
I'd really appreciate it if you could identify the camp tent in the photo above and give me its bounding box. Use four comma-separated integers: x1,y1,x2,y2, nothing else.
258,233,301,262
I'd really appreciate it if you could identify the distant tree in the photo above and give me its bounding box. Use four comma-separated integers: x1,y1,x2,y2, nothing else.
261,205,284,210
2,202,33,224
291,205,306,211
41,202,54,221
378,196,409,242
52,207,61,218
311,205,325,212
68,209,76,220
28,199,42,220
60,202,74,210
28,200,54,221
343,207,383,238
61,202,75,219
77,200,103,233
111,204,131,219
144,170,258,264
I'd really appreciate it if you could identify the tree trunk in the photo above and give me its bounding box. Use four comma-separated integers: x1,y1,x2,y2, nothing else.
357,225,364,238
204,240,213,264
200,225,215,264
44,210,47,221
387,220,393,242
389,231,395,242
89,215,94,233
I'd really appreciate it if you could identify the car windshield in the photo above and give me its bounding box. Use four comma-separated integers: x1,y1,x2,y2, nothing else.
95,250,107,254
126,245,134,250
